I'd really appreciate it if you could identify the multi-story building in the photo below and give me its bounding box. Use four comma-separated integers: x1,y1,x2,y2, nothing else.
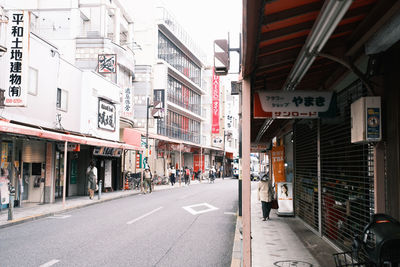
131,1,216,176
0,0,141,207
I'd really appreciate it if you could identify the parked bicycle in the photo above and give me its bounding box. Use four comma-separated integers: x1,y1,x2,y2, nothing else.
333,214,400,267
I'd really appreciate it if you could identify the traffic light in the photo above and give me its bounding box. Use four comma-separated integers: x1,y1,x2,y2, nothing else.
214,39,229,76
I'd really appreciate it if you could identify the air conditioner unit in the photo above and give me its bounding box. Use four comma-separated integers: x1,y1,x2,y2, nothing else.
351,96,381,143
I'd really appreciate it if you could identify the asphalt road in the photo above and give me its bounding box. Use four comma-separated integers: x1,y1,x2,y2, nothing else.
0,178,239,267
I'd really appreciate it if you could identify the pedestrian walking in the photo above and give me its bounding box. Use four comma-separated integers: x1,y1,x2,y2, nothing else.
86,160,98,200
143,167,152,193
184,166,190,185
258,173,274,221
169,165,176,186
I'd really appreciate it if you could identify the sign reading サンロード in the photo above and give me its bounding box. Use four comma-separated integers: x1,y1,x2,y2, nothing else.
6,11,30,107
254,91,333,119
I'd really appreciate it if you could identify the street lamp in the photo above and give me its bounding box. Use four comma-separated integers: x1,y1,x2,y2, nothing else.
145,97,164,168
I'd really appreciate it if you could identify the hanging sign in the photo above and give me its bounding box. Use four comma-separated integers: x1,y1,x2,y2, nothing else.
212,135,223,148
254,91,333,119
5,10,30,107
122,87,133,118
98,98,116,131
98,54,116,73
93,147,122,157
271,145,286,186
211,68,220,133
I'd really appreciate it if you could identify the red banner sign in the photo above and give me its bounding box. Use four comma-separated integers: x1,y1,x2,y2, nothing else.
212,68,220,134
193,154,205,172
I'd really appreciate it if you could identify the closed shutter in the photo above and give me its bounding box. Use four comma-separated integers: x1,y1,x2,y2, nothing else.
22,140,45,163
294,119,319,232
320,81,374,253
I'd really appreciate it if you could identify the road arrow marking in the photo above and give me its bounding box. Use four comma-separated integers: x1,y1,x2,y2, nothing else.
182,203,219,215
127,207,163,225
39,259,59,267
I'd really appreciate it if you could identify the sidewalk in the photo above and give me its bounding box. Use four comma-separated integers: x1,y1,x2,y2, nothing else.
0,179,201,229
232,188,338,267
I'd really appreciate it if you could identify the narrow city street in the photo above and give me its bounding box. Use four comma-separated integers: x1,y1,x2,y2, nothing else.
0,179,238,267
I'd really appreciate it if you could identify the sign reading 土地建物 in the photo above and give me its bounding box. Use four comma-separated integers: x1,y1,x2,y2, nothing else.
254,91,333,119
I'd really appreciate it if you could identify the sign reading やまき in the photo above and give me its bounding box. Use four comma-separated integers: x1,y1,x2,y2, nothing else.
6,11,30,106
254,91,333,119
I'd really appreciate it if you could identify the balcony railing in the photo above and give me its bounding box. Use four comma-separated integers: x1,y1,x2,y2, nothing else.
156,6,207,64
157,122,200,144
167,93,201,116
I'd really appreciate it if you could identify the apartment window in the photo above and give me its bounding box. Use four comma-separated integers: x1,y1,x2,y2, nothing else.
28,67,38,95
56,88,68,111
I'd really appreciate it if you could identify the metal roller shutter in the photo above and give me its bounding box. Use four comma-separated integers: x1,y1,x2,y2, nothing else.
320,81,374,253
294,120,319,232
22,140,45,163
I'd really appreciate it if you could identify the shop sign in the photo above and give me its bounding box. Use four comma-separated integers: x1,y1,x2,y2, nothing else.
122,88,133,118
212,135,223,148
57,143,80,152
5,10,30,107
254,91,333,119
211,68,220,134
136,153,142,169
98,54,116,73
104,160,112,188
251,144,268,153
366,108,380,140
98,98,116,131
93,147,122,157
271,145,286,187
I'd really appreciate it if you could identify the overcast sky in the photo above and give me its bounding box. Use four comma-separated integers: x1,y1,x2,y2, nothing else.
124,0,242,66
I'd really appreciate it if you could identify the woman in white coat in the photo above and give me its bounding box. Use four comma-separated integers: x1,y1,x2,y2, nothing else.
257,173,274,221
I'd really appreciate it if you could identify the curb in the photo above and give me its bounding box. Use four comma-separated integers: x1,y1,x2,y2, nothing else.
231,215,242,267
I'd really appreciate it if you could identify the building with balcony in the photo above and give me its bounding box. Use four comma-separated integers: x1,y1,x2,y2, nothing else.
0,1,142,207
131,1,215,176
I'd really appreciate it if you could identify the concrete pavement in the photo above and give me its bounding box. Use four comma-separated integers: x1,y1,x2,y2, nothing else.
231,186,338,267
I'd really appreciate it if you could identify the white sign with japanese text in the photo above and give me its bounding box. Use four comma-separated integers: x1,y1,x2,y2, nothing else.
98,98,116,131
254,91,333,119
98,54,116,73
122,88,133,118
6,10,30,107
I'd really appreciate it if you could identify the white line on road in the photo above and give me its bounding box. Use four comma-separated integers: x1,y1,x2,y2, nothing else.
39,259,59,267
224,212,237,215
127,207,163,225
49,215,71,219
182,203,219,215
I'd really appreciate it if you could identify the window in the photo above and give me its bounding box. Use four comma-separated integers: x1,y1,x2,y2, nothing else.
28,67,38,95
56,88,68,111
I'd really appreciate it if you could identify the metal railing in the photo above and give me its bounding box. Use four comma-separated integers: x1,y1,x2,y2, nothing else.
157,123,200,144
156,6,207,64
167,93,201,116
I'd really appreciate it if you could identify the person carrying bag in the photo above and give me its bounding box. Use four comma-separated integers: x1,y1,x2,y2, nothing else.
258,173,274,221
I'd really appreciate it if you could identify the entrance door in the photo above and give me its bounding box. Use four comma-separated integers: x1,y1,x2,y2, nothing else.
55,151,64,198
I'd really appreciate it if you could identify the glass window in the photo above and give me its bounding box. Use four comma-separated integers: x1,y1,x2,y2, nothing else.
56,88,68,111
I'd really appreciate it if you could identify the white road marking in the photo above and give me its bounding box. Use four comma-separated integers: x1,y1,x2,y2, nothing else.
224,212,237,215
49,215,71,219
39,259,59,267
127,207,163,225
182,203,219,215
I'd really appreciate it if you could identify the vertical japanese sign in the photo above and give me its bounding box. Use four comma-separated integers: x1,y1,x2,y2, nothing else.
6,11,30,106
98,98,116,131
271,145,286,186
122,88,133,118
211,68,220,134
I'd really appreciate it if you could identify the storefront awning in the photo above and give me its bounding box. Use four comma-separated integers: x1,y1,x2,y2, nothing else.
0,120,142,151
